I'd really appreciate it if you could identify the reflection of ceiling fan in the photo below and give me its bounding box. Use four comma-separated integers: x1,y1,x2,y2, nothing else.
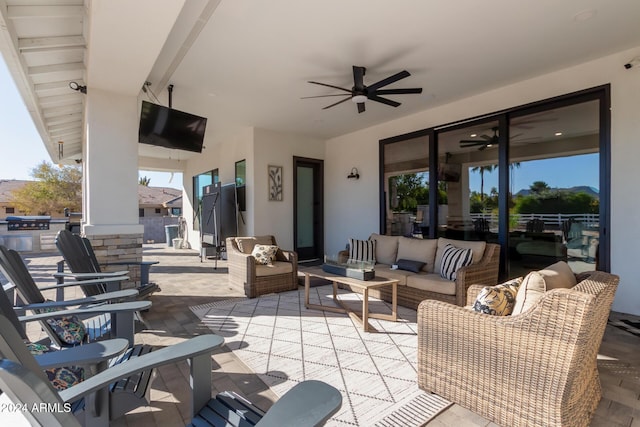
460,127,500,151
302,66,422,113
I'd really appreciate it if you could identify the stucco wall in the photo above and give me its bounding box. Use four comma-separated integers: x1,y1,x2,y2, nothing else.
252,128,325,250
324,45,640,315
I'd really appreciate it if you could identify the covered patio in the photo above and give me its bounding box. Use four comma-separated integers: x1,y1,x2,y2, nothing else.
2,0,640,425
16,246,640,426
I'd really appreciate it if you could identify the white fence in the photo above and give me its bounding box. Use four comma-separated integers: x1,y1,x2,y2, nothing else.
470,213,599,229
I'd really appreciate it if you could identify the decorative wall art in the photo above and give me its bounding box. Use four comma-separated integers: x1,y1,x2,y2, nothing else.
268,165,283,201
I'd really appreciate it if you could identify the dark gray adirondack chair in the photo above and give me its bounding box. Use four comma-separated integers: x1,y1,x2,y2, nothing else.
0,335,341,426
0,284,163,423
0,245,149,346
56,229,160,299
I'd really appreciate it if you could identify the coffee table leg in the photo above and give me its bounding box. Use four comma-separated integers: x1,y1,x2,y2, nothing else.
304,273,310,308
391,282,397,322
363,288,369,332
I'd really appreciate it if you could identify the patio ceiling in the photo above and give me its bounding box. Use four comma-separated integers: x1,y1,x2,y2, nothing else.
1,0,640,167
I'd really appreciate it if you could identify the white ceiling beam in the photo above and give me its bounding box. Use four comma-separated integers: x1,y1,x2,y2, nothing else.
19,36,85,51
39,93,82,108
28,62,84,84
43,104,83,118
50,128,82,138
35,80,83,97
7,6,84,19
46,112,82,126
48,121,82,133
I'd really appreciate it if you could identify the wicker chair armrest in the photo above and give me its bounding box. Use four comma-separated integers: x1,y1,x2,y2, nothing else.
276,249,297,264
466,284,487,305
453,243,500,306
225,240,255,280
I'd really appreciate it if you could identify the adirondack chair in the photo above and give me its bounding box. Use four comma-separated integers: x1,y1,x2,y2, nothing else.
0,245,150,347
56,229,160,299
0,284,159,422
0,314,342,427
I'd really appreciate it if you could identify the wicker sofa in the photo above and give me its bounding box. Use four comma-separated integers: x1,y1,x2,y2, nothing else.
417,269,619,427
226,236,298,298
340,234,500,309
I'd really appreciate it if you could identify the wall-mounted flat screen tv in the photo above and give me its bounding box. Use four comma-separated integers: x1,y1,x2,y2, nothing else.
138,101,207,153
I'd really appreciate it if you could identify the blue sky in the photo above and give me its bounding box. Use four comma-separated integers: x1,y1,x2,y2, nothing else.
0,57,181,189
468,154,600,195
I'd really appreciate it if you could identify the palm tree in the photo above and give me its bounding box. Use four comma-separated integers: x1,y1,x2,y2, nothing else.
471,165,496,203
139,176,151,186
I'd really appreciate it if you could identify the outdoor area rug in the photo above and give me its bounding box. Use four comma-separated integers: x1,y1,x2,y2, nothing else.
608,318,640,337
190,285,452,426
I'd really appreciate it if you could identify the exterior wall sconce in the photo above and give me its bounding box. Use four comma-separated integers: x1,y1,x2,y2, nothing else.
347,168,360,179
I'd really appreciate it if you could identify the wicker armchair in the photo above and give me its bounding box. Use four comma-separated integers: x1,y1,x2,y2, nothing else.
226,236,298,298
417,270,619,427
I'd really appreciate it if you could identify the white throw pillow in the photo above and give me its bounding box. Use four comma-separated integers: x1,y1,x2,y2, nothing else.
439,244,473,280
251,244,278,265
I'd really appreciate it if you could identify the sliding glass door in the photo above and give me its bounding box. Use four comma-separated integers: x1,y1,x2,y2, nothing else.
379,86,609,277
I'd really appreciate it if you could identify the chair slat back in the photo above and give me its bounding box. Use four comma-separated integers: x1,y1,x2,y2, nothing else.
0,284,29,341
0,246,47,304
56,230,106,296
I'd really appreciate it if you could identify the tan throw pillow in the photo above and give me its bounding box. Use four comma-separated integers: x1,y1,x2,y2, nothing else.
237,236,274,253
538,261,577,290
512,262,576,315
369,233,399,265
251,244,278,265
472,277,523,316
512,271,546,315
396,237,437,272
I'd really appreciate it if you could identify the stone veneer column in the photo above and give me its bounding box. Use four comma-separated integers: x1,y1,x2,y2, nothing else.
84,232,144,289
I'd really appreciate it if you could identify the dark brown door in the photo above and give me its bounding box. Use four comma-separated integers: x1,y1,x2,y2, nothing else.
293,157,323,261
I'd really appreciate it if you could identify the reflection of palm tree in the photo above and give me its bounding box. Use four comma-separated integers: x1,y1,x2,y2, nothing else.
471,165,496,202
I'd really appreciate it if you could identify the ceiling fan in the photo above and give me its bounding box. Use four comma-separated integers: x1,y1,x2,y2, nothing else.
460,127,529,150
460,127,500,151
302,66,422,113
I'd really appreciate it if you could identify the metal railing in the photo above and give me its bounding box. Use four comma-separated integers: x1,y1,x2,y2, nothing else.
469,213,599,229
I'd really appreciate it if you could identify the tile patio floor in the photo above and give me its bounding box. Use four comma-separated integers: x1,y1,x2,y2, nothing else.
19,244,640,426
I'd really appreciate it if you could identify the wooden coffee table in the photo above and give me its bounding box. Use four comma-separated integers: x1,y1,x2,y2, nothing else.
303,266,398,332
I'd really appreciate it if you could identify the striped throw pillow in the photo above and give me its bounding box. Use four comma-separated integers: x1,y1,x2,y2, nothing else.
348,238,376,263
439,244,473,280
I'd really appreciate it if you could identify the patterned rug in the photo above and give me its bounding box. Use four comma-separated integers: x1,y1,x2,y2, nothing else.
190,285,451,426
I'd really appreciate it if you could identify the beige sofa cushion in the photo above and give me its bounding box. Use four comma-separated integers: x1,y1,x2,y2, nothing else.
374,264,412,286
255,261,293,277
236,236,274,254
369,233,399,265
406,274,456,296
512,261,576,314
396,237,438,273
434,238,486,272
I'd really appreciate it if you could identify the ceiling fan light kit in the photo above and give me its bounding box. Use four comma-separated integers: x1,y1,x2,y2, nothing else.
304,65,422,113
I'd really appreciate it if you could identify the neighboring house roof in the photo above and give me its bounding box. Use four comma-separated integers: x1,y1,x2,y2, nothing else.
0,180,31,204
137,185,182,207
0,180,182,207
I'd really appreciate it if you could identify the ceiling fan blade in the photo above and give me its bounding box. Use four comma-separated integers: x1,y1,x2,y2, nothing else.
368,94,401,107
460,140,487,146
357,102,365,113
301,94,351,99
308,81,352,93
322,96,352,110
374,88,422,95
367,70,410,91
353,66,365,91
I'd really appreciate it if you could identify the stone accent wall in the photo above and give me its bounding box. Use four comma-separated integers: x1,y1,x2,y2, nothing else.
84,232,144,289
